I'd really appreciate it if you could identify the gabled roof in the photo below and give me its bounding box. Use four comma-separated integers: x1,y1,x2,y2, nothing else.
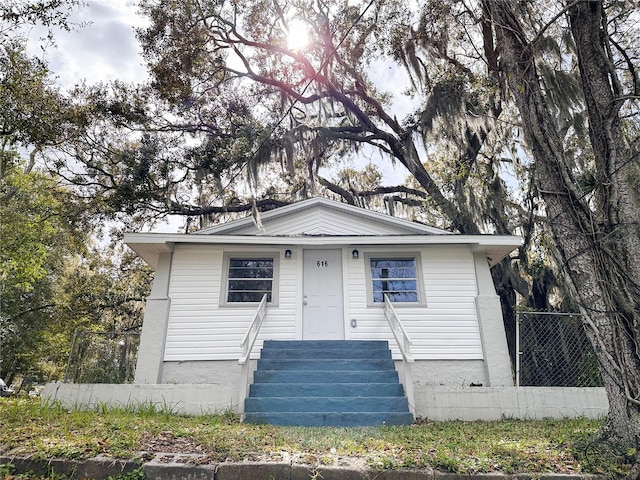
124,197,522,269
195,197,451,236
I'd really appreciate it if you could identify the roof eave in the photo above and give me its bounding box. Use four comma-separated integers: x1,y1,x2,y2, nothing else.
124,232,521,269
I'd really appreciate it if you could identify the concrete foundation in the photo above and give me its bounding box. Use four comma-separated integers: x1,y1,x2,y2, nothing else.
160,360,248,385
161,359,484,388
397,360,488,388
43,383,608,420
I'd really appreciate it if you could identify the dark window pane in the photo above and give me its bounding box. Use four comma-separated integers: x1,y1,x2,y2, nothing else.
228,291,272,303
385,280,417,291
228,279,273,291
228,268,273,279
229,259,273,268
227,257,274,303
229,258,273,279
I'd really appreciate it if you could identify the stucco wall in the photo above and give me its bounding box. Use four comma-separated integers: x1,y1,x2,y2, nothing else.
397,360,488,387
161,360,248,385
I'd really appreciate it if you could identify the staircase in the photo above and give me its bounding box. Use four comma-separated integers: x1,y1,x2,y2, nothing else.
243,340,414,427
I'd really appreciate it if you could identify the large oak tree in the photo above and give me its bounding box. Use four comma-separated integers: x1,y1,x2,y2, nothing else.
483,0,640,458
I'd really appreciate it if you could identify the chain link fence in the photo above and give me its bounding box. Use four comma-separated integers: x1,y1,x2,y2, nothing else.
516,310,603,387
64,331,140,384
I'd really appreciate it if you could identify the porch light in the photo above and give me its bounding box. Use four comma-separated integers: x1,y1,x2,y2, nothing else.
285,249,292,259
352,249,359,259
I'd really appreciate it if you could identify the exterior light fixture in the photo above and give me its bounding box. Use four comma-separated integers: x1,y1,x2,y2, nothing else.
352,249,359,259
285,249,292,259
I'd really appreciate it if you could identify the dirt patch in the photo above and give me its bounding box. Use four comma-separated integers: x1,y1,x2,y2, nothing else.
139,431,206,455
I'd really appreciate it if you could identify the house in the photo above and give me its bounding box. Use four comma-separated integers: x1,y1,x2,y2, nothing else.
118,197,518,422
44,197,609,423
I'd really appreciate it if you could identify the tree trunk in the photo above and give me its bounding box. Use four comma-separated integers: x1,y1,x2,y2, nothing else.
484,0,640,452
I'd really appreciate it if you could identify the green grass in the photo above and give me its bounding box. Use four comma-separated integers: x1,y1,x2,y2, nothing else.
0,398,633,476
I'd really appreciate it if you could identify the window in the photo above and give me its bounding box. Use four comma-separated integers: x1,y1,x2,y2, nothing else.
226,257,274,303
369,257,420,303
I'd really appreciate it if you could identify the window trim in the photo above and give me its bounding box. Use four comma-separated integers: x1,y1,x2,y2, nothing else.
220,253,280,307
364,252,426,307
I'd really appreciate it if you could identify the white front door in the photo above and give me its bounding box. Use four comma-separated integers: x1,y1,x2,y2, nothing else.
303,249,344,340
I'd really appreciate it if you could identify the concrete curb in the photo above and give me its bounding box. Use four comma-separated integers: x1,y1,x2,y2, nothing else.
0,454,138,478
0,452,607,479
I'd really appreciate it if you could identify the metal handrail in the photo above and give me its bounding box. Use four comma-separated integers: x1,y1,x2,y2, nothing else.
238,294,268,417
383,294,416,417
239,294,268,365
383,294,414,363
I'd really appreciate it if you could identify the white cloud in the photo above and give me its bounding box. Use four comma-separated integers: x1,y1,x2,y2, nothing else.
26,0,148,89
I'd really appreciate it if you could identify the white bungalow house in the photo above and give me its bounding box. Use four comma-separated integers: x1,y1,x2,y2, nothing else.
44,197,609,423
127,197,519,422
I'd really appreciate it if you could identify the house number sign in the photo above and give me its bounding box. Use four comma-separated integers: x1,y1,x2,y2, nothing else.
316,260,329,268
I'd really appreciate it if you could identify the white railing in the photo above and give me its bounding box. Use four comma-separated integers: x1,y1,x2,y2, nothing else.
238,294,268,415
383,294,416,417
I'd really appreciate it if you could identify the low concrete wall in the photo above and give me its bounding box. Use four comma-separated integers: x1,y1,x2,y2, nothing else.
43,383,608,420
42,383,239,415
415,386,608,420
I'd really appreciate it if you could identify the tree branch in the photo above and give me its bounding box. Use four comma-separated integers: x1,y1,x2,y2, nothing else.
169,198,290,216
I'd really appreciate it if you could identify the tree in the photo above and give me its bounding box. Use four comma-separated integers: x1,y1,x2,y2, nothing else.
0,162,87,383
111,0,541,366
1,157,153,383
482,0,640,457
0,0,81,35
0,40,71,180
0,1,153,384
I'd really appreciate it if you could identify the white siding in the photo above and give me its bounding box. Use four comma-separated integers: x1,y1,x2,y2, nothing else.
164,245,297,361
347,245,483,360
231,207,412,236
164,244,483,362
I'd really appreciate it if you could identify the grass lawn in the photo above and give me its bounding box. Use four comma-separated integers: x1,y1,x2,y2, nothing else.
0,397,632,477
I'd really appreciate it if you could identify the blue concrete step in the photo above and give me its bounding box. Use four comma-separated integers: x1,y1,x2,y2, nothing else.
263,340,389,350
245,396,409,413
249,382,405,397
244,412,415,427
253,369,400,384
244,340,413,427
257,358,395,371
259,348,392,359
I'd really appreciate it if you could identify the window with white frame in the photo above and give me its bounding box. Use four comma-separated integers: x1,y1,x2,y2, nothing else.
369,256,420,303
225,257,275,303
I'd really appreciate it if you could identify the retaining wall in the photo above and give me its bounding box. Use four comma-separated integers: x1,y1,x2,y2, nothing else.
43,383,608,420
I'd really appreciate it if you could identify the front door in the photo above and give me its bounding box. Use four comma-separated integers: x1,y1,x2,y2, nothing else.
303,249,344,340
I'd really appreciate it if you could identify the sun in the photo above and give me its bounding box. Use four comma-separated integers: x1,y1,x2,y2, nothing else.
287,20,309,50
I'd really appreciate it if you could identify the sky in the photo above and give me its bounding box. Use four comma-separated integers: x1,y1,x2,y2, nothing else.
23,0,413,232
25,1,182,232
27,0,148,89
